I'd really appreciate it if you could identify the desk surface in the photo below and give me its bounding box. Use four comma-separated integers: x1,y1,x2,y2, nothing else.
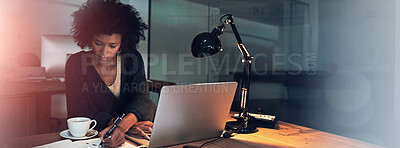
0,80,66,99
1,120,381,148
171,121,381,148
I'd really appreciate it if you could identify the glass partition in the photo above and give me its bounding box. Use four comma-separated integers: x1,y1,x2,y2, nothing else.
149,0,315,112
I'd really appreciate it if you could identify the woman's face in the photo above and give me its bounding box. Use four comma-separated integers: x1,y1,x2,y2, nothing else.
91,33,122,64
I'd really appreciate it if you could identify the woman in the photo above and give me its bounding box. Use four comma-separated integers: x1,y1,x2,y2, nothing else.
66,0,155,147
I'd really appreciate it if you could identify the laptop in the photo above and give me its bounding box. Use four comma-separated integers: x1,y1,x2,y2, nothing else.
126,82,238,147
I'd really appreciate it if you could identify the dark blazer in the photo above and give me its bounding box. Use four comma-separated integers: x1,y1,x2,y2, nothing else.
66,51,156,131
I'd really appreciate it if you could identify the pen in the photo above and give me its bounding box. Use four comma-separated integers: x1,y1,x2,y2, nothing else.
99,113,126,147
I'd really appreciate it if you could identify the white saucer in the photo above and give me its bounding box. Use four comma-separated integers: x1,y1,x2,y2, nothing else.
60,129,98,140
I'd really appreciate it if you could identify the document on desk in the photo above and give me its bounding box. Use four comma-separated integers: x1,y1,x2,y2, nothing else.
34,138,137,148
125,133,149,146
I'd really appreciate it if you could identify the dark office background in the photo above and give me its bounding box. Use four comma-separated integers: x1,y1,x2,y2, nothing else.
148,0,399,147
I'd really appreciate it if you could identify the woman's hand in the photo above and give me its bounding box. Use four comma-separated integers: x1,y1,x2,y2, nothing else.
98,113,140,147
99,125,126,148
128,121,153,140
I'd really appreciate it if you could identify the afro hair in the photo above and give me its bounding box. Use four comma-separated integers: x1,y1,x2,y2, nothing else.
71,0,147,54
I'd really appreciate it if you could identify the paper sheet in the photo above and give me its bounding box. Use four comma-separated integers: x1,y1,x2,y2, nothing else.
35,138,137,148
34,139,78,148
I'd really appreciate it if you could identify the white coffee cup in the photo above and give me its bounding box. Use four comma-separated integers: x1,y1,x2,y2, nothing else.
67,117,97,137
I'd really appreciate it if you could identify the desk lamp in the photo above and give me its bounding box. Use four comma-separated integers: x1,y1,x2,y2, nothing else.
191,14,257,133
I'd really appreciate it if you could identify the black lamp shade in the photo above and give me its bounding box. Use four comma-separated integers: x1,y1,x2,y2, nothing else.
191,32,222,58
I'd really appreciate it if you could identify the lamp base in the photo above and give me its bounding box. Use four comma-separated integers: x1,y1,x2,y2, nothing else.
225,120,258,134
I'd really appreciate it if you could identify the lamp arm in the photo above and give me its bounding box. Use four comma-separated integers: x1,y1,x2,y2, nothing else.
226,15,252,60
225,15,253,118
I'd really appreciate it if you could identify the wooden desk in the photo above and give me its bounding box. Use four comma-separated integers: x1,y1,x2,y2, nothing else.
0,80,66,137
1,120,381,148
0,79,66,99
172,121,382,148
